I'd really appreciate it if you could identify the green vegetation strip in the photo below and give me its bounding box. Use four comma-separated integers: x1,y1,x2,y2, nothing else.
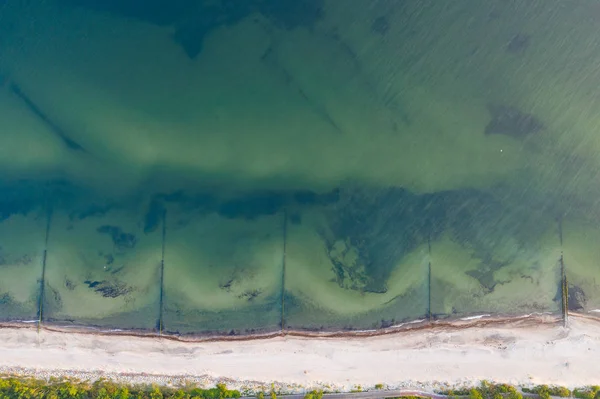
1,378,599,399
0,378,241,399
439,381,578,399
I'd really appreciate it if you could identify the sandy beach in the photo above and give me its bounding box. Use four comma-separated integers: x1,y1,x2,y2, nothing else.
1,314,599,392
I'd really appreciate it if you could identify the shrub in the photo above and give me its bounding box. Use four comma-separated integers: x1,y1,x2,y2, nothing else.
303,390,323,399
469,388,483,399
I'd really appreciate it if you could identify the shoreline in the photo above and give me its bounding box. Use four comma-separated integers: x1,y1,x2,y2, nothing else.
1,313,600,392
0,312,573,342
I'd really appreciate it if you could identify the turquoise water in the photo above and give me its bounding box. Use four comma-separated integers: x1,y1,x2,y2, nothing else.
0,0,599,335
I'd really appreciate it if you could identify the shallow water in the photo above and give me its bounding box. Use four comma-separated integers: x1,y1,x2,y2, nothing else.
0,0,599,334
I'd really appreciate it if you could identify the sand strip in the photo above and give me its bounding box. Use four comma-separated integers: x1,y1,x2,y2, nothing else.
1,314,599,392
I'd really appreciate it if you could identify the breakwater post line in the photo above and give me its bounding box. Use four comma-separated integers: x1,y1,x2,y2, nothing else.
37,250,47,332
280,210,288,333
427,235,432,322
158,209,167,336
557,216,568,328
561,253,568,328
37,202,53,332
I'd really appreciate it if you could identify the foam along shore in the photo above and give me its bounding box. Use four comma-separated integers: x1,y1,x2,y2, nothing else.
0,314,599,393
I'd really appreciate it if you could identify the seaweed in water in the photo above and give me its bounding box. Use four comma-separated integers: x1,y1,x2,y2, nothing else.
238,289,262,301
445,189,552,290
568,284,586,311
84,280,132,298
0,293,11,305
485,104,543,138
323,187,447,293
96,225,137,250
65,278,76,290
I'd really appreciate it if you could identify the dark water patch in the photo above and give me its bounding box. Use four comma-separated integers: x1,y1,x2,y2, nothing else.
321,187,447,293
319,186,555,296
0,180,53,222
568,284,586,311
172,4,248,59
446,189,547,266
465,259,510,293
293,188,339,206
147,187,339,222
96,225,137,250
485,104,543,138
143,198,166,234
174,0,324,58
60,0,324,59
70,204,113,220
0,292,11,305
84,280,101,288
143,191,214,232
289,212,302,225
506,33,530,54
218,192,287,219
371,16,390,36
259,0,323,30
58,0,196,26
